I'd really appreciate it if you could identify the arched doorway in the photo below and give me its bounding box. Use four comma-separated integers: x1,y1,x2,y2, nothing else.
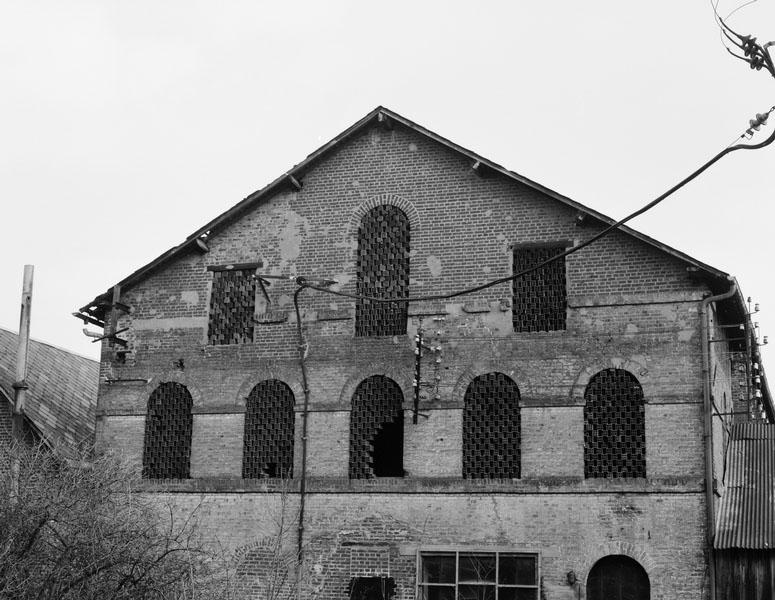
587,555,650,600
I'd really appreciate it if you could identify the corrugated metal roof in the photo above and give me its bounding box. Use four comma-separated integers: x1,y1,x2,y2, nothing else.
0,327,98,447
715,422,775,549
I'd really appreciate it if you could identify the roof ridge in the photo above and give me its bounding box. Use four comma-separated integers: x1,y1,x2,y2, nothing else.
78,104,730,310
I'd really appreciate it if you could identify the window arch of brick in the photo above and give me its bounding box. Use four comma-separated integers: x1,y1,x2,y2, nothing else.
142,382,193,479
587,555,650,600
242,379,296,478
462,372,521,479
355,205,410,337
584,369,646,478
349,375,404,478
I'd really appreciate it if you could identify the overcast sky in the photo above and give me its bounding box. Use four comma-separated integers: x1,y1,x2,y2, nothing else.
1,0,773,368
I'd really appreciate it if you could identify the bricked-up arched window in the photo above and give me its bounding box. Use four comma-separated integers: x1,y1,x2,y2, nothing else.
349,376,404,478
142,382,193,479
243,380,295,478
462,372,521,479
584,369,646,478
355,205,410,336
587,555,650,600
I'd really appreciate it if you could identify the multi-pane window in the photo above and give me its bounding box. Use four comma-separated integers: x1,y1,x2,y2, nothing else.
208,269,256,345
355,205,410,336
512,245,566,333
462,373,521,479
242,380,295,479
419,551,539,600
142,382,193,479
584,369,646,478
349,375,404,478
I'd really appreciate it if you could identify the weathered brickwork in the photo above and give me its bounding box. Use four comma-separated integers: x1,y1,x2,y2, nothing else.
0,403,12,476
149,491,707,599
0,403,11,449
94,118,727,599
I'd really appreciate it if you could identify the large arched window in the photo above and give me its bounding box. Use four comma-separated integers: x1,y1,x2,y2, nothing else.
349,375,404,478
462,372,521,479
587,555,650,600
142,382,193,479
243,380,296,479
355,205,410,337
584,368,646,478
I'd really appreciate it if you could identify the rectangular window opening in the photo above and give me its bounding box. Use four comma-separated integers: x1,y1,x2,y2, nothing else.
349,576,396,600
208,269,256,345
418,551,539,600
512,244,567,333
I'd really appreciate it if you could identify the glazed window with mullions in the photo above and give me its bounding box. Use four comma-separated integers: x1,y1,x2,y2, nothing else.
418,551,540,600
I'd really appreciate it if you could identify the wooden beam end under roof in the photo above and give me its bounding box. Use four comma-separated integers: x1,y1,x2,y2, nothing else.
287,174,303,191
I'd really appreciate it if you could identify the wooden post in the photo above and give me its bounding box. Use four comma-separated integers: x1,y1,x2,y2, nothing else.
10,265,33,502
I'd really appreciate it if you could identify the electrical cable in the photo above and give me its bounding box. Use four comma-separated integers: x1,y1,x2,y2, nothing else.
298,116,775,305
725,0,758,22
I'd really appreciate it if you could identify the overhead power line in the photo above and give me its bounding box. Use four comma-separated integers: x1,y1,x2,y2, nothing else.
295,107,775,305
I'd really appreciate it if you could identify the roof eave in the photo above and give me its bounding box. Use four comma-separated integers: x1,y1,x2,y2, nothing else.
77,105,731,311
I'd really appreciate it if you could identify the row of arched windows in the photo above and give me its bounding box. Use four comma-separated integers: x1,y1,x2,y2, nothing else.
141,368,646,480
142,380,296,479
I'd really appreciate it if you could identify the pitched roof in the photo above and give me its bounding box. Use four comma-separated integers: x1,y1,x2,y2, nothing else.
715,422,775,549
77,105,733,322
0,327,99,447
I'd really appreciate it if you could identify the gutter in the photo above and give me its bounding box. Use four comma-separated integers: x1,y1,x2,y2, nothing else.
700,280,737,600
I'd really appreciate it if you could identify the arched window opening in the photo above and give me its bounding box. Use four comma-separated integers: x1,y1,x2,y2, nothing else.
587,555,650,600
243,380,296,479
462,372,521,479
349,376,404,478
142,382,193,479
355,205,410,337
584,368,646,478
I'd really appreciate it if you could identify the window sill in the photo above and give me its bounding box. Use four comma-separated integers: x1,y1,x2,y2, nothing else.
134,476,703,494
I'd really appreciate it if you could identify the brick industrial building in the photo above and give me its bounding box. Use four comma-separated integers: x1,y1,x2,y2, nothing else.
77,107,772,599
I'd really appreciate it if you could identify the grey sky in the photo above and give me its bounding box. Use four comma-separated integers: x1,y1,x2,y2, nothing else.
1,0,773,366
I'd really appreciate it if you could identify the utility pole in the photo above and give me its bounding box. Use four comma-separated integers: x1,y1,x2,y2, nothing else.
10,265,33,502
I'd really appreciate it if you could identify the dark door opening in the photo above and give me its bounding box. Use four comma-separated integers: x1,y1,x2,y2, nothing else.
371,417,404,477
587,555,650,600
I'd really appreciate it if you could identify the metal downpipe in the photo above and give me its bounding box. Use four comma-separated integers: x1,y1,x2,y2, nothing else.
700,281,737,600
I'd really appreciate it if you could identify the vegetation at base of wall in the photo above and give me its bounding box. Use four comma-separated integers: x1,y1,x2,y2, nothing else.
0,442,234,600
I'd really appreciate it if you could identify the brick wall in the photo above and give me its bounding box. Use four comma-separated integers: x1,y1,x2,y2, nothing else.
0,401,12,476
150,490,707,599
95,121,720,598
0,401,11,449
